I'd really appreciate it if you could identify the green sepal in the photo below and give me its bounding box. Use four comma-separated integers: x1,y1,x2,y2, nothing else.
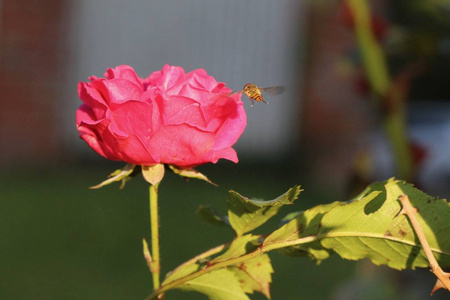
227,186,302,236
169,165,217,186
89,163,136,189
142,163,165,186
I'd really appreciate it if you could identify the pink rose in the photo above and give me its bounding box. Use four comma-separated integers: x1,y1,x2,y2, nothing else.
76,65,247,167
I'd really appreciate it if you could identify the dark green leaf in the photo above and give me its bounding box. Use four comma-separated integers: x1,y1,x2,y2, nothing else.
197,205,230,227
228,186,302,236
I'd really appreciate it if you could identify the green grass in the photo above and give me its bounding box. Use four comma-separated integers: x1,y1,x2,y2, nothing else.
0,161,358,299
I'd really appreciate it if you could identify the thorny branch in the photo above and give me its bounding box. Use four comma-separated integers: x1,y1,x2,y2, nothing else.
398,194,450,295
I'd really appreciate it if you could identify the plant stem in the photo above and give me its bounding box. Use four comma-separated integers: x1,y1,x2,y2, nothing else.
169,243,228,275
146,236,317,299
146,223,450,300
346,0,413,181
146,249,260,299
399,195,450,293
149,183,161,290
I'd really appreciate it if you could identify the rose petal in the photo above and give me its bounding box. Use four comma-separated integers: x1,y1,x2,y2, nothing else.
76,104,105,127
159,95,207,128
190,70,221,91
78,82,109,120
155,65,185,91
105,65,143,89
78,118,157,164
76,65,247,167
200,94,238,131
147,124,216,166
94,79,143,105
211,82,229,94
108,100,159,141
178,83,212,105
211,97,247,150
204,147,239,164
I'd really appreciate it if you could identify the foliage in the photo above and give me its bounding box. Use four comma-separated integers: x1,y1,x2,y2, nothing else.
147,179,450,299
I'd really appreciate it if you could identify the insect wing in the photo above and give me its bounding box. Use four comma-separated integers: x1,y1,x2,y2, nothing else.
260,86,285,96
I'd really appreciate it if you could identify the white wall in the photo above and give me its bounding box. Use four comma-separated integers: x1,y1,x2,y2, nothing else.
65,0,305,160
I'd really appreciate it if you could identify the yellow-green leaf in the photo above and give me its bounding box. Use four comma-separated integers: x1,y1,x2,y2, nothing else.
320,179,450,270
230,254,273,299
210,234,260,264
264,201,338,261
173,267,250,300
268,179,450,270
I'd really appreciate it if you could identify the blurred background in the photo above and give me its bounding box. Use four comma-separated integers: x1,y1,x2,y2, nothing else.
1,0,450,299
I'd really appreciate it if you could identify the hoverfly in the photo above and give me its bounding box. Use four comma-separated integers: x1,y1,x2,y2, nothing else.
232,83,285,106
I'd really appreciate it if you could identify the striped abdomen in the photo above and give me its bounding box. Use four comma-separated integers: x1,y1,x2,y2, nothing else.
243,83,265,103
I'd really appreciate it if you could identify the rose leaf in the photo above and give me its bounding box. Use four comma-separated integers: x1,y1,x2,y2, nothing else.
227,186,302,236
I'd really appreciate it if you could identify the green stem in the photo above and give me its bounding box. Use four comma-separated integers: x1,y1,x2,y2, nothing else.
146,236,317,300
346,0,413,181
146,251,260,300
149,183,161,290
169,243,228,276
146,227,446,299
399,195,450,292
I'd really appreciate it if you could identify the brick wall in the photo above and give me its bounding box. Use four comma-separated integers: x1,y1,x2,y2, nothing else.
0,0,70,167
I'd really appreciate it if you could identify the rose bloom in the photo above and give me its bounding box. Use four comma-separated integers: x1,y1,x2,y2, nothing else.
76,65,247,167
